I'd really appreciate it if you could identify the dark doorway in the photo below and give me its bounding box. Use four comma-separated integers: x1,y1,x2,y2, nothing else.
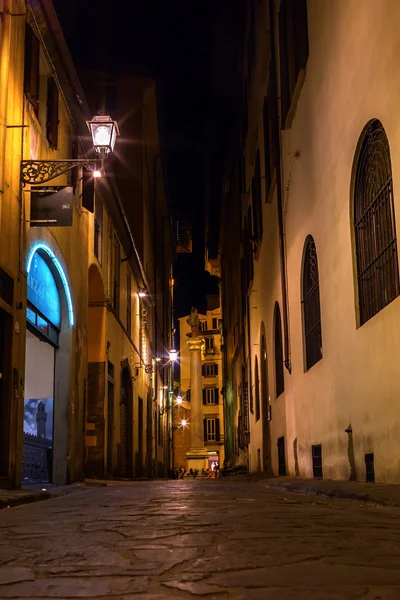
312,444,323,479
119,367,133,477
136,396,144,477
107,379,114,476
0,310,12,479
146,392,153,477
277,436,286,475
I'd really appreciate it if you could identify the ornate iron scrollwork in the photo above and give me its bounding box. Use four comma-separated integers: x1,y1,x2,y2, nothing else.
21,159,100,184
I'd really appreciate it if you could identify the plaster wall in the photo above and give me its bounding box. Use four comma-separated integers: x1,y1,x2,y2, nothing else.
246,0,400,482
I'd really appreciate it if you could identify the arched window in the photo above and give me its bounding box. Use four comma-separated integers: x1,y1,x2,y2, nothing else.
274,302,284,396
354,120,400,325
254,355,260,422
302,235,322,370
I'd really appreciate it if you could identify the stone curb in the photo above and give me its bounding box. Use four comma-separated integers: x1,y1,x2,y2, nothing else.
0,490,51,510
261,479,400,508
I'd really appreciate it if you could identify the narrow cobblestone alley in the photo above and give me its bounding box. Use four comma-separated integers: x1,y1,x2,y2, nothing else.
0,480,400,599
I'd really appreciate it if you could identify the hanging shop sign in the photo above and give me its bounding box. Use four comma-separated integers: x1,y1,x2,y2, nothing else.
30,186,73,227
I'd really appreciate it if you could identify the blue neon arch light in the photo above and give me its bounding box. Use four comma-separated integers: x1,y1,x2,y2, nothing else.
26,243,74,327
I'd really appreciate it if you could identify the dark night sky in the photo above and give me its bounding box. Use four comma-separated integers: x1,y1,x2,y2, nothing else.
53,0,219,318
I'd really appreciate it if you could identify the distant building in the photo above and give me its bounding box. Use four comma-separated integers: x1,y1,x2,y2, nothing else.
175,302,225,471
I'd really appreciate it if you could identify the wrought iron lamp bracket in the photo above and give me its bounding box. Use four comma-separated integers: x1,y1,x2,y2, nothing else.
21,159,101,185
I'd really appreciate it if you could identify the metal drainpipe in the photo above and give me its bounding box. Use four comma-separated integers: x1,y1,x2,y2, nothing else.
269,0,292,374
0,0,12,230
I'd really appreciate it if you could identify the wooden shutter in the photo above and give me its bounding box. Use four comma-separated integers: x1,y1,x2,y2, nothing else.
215,364,218,375
216,419,220,441
202,365,205,376
214,389,218,405
203,419,207,442
24,25,40,116
46,77,59,149
202,389,206,405
82,170,95,212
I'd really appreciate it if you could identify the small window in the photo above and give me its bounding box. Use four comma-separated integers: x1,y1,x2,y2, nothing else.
199,320,208,332
205,337,214,354
126,271,131,335
354,120,400,325
204,418,220,442
202,388,217,405
94,195,103,263
212,318,218,329
202,363,218,377
113,237,120,315
302,236,322,371
365,452,375,483
252,150,263,240
254,356,260,421
263,76,277,201
279,0,309,128
274,302,284,396
312,444,323,479
24,24,40,116
46,77,59,149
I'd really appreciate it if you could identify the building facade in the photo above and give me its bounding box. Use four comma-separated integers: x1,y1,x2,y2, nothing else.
207,0,400,483
175,302,225,471
0,0,174,488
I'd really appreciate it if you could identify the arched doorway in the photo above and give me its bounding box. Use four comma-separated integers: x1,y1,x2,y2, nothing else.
119,366,133,477
23,243,74,484
85,264,106,478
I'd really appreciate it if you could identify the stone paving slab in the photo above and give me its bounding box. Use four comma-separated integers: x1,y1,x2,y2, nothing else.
0,480,400,598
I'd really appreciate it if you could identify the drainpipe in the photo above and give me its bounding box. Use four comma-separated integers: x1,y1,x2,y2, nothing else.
269,0,291,373
0,0,13,230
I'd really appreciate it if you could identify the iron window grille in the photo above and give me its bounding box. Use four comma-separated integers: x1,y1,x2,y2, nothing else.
312,444,323,479
302,235,322,371
354,120,400,325
274,302,284,396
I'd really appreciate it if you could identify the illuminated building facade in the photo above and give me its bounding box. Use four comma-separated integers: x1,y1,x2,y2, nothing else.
0,0,174,488
206,0,400,483
175,300,225,471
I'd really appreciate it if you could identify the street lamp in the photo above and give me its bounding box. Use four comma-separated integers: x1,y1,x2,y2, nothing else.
20,114,119,184
87,115,119,155
169,349,178,362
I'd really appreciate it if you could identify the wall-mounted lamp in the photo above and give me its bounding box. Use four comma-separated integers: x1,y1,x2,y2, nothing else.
138,289,146,298
169,349,178,362
20,114,119,185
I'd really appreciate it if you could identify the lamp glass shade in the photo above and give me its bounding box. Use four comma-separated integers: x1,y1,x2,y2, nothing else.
87,115,119,153
169,349,178,361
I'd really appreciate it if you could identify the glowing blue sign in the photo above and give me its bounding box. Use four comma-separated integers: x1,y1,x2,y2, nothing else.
26,243,74,327
27,253,60,327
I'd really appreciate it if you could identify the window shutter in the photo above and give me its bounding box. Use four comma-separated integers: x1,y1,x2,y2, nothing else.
202,389,206,405
215,364,218,375
46,77,59,149
202,365,205,376
186,389,190,402
214,389,218,405
216,418,220,441
24,25,40,115
203,419,207,442
82,170,95,212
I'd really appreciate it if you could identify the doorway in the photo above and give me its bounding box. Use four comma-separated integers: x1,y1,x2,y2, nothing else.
23,330,55,483
119,367,133,477
0,309,12,479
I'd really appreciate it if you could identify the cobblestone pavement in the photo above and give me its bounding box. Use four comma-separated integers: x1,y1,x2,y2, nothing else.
1,480,400,599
